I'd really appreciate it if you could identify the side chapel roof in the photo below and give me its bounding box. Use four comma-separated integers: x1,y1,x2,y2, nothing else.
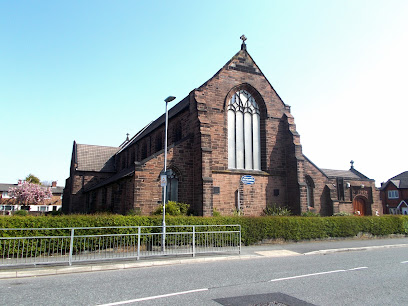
303,155,372,181
320,169,367,180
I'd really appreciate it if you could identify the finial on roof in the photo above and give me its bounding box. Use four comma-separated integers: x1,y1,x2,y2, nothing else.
240,34,247,50
350,160,354,169
126,133,129,141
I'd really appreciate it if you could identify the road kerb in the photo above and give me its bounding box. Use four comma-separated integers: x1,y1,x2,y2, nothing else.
303,243,408,255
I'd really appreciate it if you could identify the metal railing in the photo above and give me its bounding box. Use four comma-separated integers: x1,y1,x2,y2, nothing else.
0,225,241,267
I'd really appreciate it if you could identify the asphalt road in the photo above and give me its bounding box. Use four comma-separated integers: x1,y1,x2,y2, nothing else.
1,238,408,306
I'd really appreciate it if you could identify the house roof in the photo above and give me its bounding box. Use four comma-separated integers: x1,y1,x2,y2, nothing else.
75,144,119,172
0,183,16,192
382,171,408,189
51,186,64,194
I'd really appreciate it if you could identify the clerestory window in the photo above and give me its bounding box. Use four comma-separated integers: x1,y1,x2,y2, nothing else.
228,90,261,170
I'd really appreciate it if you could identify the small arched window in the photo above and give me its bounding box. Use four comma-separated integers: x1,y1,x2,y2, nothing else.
306,176,315,208
141,141,147,160
173,121,182,143
155,133,163,152
227,90,261,170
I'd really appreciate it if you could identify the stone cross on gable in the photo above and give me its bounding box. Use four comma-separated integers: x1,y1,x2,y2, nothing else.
240,35,247,50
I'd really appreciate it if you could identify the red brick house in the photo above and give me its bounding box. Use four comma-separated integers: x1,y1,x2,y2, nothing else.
380,171,408,215
62,39,381,216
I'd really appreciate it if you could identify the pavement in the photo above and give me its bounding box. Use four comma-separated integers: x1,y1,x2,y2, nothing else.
1,236,408,279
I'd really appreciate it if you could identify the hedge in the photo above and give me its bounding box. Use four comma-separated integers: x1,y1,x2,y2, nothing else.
1,214,407,245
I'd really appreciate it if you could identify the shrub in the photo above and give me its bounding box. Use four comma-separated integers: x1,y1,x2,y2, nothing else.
13,210,28,216
0,214,406,247
262,204,291,216
301,211,320,217
213,208,221,217
126,208,141,216
333,212,352,216
153,201,190,216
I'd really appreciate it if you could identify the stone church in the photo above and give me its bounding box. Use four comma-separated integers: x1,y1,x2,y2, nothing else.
62,38,381,216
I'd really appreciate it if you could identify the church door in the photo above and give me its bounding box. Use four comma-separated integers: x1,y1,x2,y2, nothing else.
353,197,366,216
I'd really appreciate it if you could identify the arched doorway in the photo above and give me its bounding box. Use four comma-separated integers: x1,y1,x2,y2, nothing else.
353,197,366,216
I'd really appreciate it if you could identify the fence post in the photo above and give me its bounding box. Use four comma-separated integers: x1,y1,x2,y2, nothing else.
137,226,141,260
192,225,196,257
68,228,75,266
239,225,241,255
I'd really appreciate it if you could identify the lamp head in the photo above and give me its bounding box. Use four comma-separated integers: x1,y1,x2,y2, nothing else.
164,96,176,103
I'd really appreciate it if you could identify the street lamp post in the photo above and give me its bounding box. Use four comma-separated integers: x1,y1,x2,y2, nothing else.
162,95,176,251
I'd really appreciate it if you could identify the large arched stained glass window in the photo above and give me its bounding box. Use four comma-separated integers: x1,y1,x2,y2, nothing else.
228,90,261,170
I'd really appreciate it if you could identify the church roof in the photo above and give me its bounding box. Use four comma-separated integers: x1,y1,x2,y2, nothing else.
320,169,362,179
84,166,134,192
303,155,372,181
119,95,190,152
75,143,119,172
320,168,372,180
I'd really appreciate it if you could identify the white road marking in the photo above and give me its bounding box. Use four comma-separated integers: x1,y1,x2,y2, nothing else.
98,288,209,305
347,267,368,271
401,261,408,264
269,269,346,282
269,267,368,282
99,266,370,305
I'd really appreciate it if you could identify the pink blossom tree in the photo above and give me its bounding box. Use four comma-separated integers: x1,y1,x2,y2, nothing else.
9,181,52,204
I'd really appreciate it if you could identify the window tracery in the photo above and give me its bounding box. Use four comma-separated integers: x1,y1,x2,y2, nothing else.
227,90,261,170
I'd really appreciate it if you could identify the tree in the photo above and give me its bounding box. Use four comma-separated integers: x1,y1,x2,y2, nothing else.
9,181,52,204
25,174,41,185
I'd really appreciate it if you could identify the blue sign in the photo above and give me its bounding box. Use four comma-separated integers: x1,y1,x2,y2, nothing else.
241,175,255,185
160,174,167,187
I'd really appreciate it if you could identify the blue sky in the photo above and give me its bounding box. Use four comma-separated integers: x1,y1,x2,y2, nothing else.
1,0,407,187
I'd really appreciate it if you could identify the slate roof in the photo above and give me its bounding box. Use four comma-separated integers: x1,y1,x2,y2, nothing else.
51,186,64,194
119,96,190,152
75,144,119,172
303,155,371,180
85,166,135,192
0,183,16,192
382,171,408,189
320,169,370,180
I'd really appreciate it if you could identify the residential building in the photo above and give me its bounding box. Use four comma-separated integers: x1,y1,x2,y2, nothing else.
0,181,63,214
380,171,408,215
